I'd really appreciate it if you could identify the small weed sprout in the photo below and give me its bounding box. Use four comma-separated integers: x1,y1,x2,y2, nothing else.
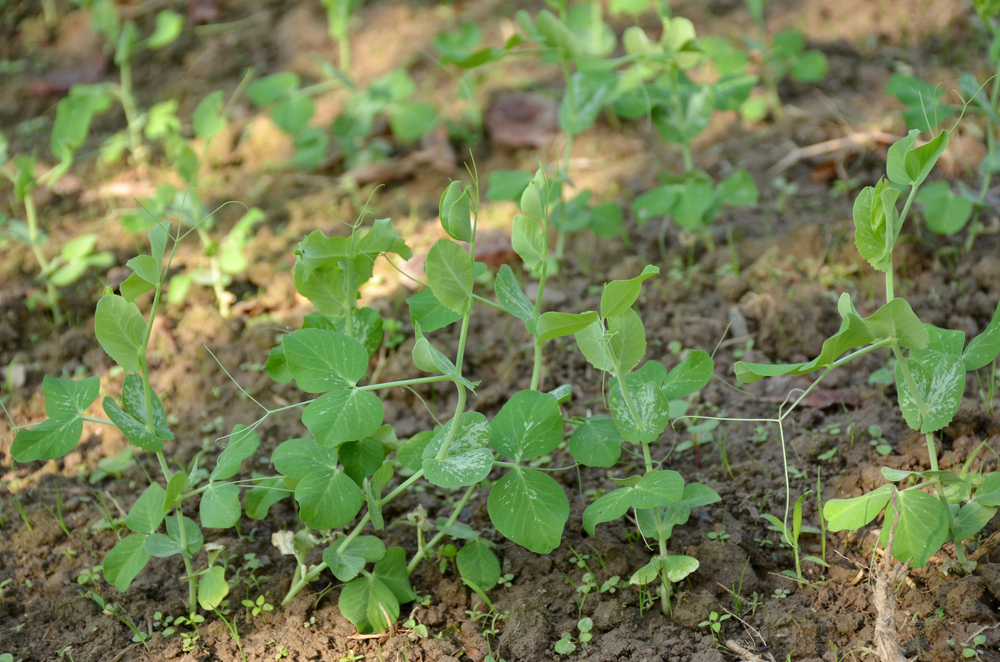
697,611,731,644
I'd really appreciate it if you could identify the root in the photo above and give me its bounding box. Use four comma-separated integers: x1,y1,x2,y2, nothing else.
873,490,908,662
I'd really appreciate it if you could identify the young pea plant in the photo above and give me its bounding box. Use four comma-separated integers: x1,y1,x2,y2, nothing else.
759,490,827,583
731,121,1000,573
7,212,264,618
0,134,113,324
740,0,828,120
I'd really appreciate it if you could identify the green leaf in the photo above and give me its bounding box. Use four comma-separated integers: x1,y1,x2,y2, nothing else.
439,181,471,242
322,547,366,582
716,169,759,206
282,329,369,393
146,10,184,49
896,351,965,433
974,473,1000,507
247,72,301,106
661,350,713,400
790,49,828,83
340,438,386,487
569,417,622,467
339,576,399,634
853,178,901,272
681,482,721,508
397,430,435,472
629,558,661,585
11,376,99,461
95,294,147,374
736,293,876,383
372,547,417,604
294,469,363,529
823,484,892,531
536,311,600,342
245,474,289,520
200,481,241,529
487,468,568,554
425,239,473,315
583,487,634,535
103,397,164,452
163,517,201,556
490,390,563,462
495,265,535,323
559,70,618,136
486,170,532,201
104,534,151,592
511,215,546,270
164,474,190,512
919,324,966,358
357,217,412,260
272,96,314,134
635,501,691,541
346,535,387,562
457,538,501,592
144,533,185,558
879,488,950,567
124,483,166,534
192,90,225,139
198,566,229,611
408,288,463,332
600,265,659,319
963,300,1000,371
886,129,949,187
211,425,260,481
653,84,714,145
535,9,582,58
954,501,997,542
661,555,700,582
917,181,972,236
272,438,339,479
50,96,93,162
303,389,384,446
390,101,437,143
631,470,684,509
520,169,548,220
885,76,956,130
120,373,173,440
422,412,493,489
609,369,671,443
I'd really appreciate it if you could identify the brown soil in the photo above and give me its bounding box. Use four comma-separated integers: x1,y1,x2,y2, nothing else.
2,0,1000,661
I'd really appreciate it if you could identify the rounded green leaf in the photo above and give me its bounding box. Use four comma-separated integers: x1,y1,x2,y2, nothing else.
294,469,363,530
143,533,185,558
272,96,314,134
631,471,684,509
609,374,671,443
339,576,399,634
95,294,146,374
490,390,563,462
197,566,229,611
917,181,972,236
425,239,473,315
823,485,892,531
661,350,714,400
583,487,633,535
457,539,501,591
146,10,184,49
125,483,167,534
282,329,369,393
636,502,691,541
211,425,260,481
487,468,568,554
245,474,289,520
322,547,366,582
104,534,151,592
11,417,85,462
247,72,300,106
896,352,965,434
120,374,173,440
661,554,699,582
303,389,384,446
345,535,387,562
165,515,203,556
537,311,600,342
340,438,387,487
511,215,546,270
193,91,225,139
878,488,950,568
372,547,417,603
200,481,241,529
103,396,164,452
423,448,494,488
569,417,622,467
272,438,339,479
600,265,658,320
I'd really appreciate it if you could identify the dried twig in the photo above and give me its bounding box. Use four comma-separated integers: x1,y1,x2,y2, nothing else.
873,489,908,662
726,639,768,662
969,529,1000,563
767,130,901,178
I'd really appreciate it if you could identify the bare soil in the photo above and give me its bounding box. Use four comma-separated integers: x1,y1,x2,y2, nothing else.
1,0,999,661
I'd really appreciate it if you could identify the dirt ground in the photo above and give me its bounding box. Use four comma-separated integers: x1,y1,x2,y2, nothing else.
2,0,1000,661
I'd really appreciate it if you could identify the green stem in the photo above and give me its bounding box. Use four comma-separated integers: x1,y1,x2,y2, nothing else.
530,338,544,391
23,195,63,325
81,416,114,425
357,375,451,391
118,58,142,160
407,484,478,574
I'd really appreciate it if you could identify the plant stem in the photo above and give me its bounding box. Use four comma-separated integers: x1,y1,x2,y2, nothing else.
356,375,451,391
407,484,478,574
23,195,63,324
530,339,544,391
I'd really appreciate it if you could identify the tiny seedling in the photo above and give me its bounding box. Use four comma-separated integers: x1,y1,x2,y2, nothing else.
554,617,594,655
760,491,828,582
698,611,731,644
